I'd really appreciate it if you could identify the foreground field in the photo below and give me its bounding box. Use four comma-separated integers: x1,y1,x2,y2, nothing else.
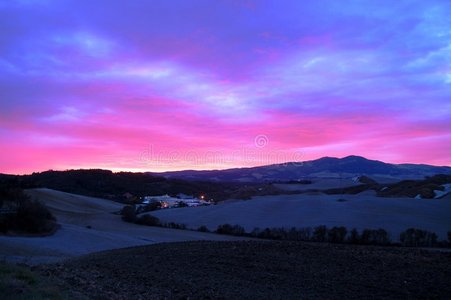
41,240,451,299
152,192,451,240
0,261,71,300
0,189,243,264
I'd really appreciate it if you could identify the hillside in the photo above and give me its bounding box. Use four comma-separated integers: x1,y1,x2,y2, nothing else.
153,155,451,182
0,189,245,264
150,192,451,241
0,170,284,202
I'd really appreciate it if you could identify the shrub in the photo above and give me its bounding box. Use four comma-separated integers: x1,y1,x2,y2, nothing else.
121,205,136,223
448,231,451,244
136,214,160,226
137,201,161,213
216,224,245,236
197,225,209,232
165,222,186,229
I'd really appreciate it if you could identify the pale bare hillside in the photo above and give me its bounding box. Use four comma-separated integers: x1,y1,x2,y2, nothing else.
0,189,244,265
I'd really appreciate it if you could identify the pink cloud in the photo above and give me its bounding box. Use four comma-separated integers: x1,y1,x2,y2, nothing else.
1,1,450,174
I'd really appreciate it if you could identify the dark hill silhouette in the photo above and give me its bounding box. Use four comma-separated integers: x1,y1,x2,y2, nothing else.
151,155,451,182
1,156,449,198
0,170,283,202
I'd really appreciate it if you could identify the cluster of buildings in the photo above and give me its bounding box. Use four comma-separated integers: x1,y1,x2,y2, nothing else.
142,193,211,208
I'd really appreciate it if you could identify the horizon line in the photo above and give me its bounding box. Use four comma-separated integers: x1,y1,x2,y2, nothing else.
2,155,450,176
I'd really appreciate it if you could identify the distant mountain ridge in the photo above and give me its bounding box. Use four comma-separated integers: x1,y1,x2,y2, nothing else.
151,156,451,183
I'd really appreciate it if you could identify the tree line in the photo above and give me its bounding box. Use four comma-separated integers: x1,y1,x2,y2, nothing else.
120,205,450,248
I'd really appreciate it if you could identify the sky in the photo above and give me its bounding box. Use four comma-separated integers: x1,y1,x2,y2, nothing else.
1,0,450,174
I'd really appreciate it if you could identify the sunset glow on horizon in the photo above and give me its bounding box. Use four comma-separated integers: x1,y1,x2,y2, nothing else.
1,0,451,175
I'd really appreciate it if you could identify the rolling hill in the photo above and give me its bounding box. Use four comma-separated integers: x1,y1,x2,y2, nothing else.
152,155,451,182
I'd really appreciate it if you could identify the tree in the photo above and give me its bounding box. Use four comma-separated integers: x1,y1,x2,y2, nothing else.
400,228,437,247
216,224,234,235
299,227,312,241
328,226,347,243
348,228,360,244
16,199,56,233
313,225,328,242
361,229,390,245
0,185,56,234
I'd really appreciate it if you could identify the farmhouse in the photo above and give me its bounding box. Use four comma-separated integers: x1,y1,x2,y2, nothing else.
142,194,210,208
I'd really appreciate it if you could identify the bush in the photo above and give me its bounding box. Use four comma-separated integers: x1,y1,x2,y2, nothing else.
216,224,245,236
136,214,160,226
197,225,209,232
121,205,136,223
448,231,451,244
400,228,438,247
137,201,161,213
165,222,186,229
